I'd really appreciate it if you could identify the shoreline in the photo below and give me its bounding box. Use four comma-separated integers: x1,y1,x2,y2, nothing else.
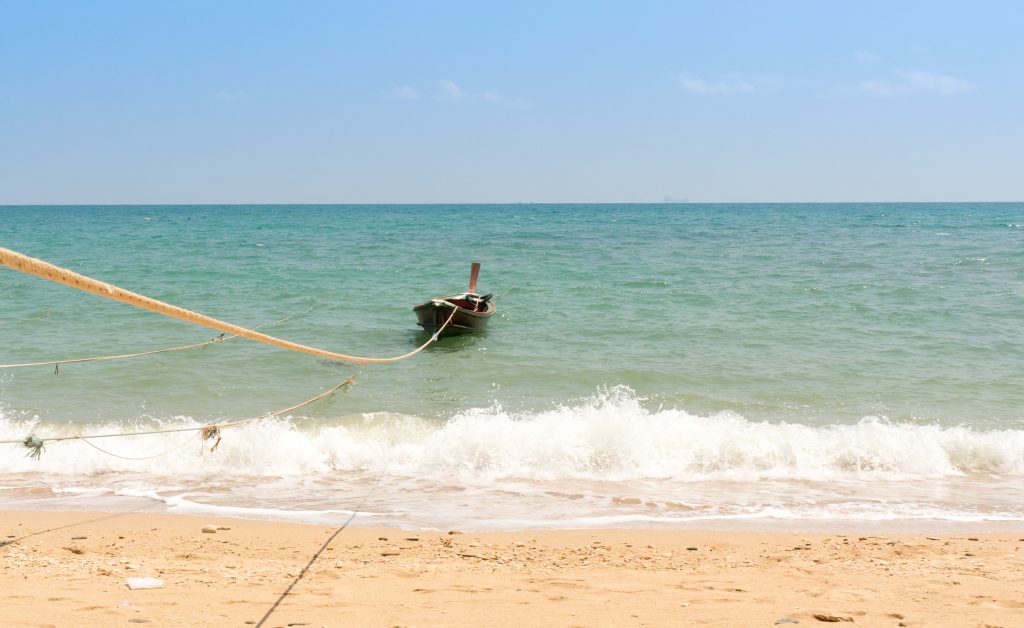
2,510,1022,627
7,495,1024,535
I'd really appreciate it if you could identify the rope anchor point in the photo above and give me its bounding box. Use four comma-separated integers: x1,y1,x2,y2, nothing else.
23,435,45,460
200,425,222,453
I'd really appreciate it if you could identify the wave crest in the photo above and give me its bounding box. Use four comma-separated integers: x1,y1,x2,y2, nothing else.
2,387,1022,481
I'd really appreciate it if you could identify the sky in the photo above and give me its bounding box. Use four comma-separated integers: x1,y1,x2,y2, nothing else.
1,1,1022,204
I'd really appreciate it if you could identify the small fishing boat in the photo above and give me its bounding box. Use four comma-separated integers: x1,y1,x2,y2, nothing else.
413,262,496,337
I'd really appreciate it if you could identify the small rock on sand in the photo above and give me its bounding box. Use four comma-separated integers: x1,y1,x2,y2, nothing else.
812,614,853,622
201,525,218,534
126,577,164,590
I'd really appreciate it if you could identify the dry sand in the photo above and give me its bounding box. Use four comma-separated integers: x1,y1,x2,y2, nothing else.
1,510,1022,627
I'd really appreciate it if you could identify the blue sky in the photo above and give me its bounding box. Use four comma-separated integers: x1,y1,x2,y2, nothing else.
1,1,1021,203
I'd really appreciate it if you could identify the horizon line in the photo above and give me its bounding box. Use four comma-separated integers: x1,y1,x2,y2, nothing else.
1,200,1022,207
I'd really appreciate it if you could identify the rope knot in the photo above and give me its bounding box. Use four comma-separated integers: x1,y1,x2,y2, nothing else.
23,434,45,460
200,425,222,452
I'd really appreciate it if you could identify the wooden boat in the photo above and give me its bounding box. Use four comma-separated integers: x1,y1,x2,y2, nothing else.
413,262,496,337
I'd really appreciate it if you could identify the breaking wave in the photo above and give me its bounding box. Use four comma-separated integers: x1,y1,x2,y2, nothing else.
2,387,1022,481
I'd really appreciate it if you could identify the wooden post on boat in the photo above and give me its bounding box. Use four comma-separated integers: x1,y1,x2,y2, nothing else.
468,262,481,293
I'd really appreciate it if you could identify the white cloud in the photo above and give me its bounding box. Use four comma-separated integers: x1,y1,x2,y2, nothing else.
674,73,781,95
215,89,245,103
901,70,974,94
433,80,517,105
392,85,420,100
438,79,463,100
859,70,974,96
387,79,525,107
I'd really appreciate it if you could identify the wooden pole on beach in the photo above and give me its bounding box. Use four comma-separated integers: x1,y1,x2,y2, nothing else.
468,262,481,293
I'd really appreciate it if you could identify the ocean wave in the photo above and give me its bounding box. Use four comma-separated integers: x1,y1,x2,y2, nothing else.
2,388,1022,481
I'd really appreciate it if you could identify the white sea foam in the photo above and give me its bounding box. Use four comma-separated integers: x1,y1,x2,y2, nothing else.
4,389,1024,529
2,387,1022,481
113,488,377,524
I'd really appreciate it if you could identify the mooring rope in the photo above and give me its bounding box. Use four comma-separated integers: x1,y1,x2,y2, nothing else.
2,337,228,372
0,305,314,371
79,432,202,461
0,246,456,365
255,464,388,628
491,286,516,301
0,506,160,549
0,367,364,460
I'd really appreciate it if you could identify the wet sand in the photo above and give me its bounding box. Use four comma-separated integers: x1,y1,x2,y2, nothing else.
1,510,1022,627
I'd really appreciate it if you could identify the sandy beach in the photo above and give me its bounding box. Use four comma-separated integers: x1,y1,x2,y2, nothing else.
4,0,1023,626
1,511,1020,627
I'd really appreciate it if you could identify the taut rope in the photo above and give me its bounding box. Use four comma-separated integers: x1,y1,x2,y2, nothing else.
0,305,314,371
0,246,454,365
0,368,363,459
79,433,201,461
2,337,227,372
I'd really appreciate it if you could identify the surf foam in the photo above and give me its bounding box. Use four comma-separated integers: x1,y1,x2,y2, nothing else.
2,387,1022,482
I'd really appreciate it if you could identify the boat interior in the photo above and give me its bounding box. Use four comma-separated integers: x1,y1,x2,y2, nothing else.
444,292,493,312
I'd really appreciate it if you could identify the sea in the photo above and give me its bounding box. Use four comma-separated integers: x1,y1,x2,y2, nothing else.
1,203,1023,531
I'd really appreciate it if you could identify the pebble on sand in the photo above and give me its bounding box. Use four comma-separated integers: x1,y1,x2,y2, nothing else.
126,577,164,590
812,613,853,622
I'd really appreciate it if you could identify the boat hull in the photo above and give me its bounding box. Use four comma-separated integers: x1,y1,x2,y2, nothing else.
413,298,495,337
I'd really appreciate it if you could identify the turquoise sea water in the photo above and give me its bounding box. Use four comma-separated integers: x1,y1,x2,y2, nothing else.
2,204,1023,530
